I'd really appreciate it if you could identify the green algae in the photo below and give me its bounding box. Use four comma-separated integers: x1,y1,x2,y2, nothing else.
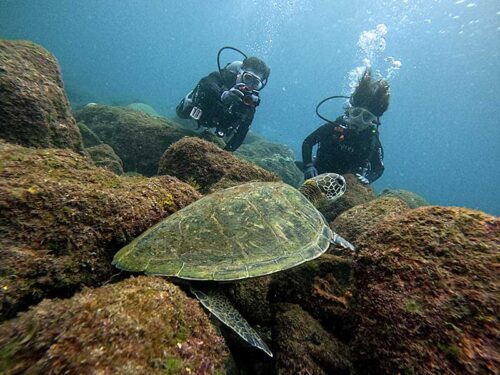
162,357,183,374
0,341,20,373
437,342,461,361
403,299,423,314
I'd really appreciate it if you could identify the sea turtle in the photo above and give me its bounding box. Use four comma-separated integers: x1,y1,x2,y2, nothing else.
112,173,353,357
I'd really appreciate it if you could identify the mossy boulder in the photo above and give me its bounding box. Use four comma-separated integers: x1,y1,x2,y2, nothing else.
0,141,201,321
235,137,302,188
77,121,102,148
126,102,160,116
379,188,430,208
240,131,264,145
158,137,280,193
197,129,227,149
0,40,83,152
269,254,354,341
228,276,273,327
331,196,410,246
74,104,198,176
0,276,229,374
350,206,499,374
319,174,375,222
85,143,124,175
273,303,352,375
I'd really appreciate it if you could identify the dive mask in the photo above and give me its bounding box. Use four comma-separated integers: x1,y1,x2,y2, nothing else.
241,71,263,90
346,107,378,131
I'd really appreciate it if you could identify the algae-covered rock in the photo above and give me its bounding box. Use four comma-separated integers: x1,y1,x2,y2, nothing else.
158,137,279,193
235,139,303,188
126,102,160,116
273,303,352,375
241,131,264,145
77,121,102,147
380,188,430,208
197,129,227,149
319,174,375,222
85,143,124,175
0,141,201,321
331,196,410,246
269,254,354,340
351,206,499,374
0,40,83,152
0,276,229,374
228,277,273,327
74,104,198,176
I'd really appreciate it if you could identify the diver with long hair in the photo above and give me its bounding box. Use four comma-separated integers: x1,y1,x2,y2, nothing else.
302,67,390,184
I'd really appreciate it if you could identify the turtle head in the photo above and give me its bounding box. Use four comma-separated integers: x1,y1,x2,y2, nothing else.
299,173,346,208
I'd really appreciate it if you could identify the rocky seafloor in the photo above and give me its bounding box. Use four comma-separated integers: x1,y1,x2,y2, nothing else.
0,39,498,375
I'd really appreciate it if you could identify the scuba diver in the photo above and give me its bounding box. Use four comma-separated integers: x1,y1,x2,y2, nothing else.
301,67,390,184
176,47,270,152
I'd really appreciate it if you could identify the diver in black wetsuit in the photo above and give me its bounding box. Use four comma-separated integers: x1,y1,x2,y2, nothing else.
302,68,390,184
176,55,270,152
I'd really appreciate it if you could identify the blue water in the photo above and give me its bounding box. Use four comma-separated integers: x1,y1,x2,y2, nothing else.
1,0,499,215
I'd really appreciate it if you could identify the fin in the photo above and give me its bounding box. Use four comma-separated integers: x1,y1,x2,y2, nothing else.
191,285,273,357
332,232,355,252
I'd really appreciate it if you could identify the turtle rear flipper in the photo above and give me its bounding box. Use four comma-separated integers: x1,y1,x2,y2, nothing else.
191,286,273,357
332,232,355,252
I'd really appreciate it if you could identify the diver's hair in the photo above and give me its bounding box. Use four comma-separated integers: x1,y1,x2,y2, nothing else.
350,68,390,117
242,57,270,80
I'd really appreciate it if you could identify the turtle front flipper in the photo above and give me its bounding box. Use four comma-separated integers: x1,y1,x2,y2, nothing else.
190,285,273,357
332,232,355,252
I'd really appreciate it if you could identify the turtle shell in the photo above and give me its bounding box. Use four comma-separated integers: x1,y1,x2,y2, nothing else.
113,182,333,281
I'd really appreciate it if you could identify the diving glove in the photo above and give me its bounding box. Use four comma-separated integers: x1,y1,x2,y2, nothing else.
222,84,260,107
221,85,245,104
304,163,318,179
355,173,370,184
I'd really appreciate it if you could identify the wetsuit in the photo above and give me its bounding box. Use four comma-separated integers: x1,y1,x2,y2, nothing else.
302,117,384,183
176,69,257,152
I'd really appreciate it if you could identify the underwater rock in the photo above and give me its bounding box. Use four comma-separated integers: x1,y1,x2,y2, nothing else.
85,143,124,175
269,254,354,341
197,129,227,149
350,206,499,374
331,196,410,246
235,138,303,188
74,104,198,176
0,40,83,152
318,174,375,222
228,276,273,327
158,137,279,193
379,188,430,208
0,141,201,321
273,303,352,375
126,102,160,116
241,130,265,145
0,276,229,374
77,121,102,148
